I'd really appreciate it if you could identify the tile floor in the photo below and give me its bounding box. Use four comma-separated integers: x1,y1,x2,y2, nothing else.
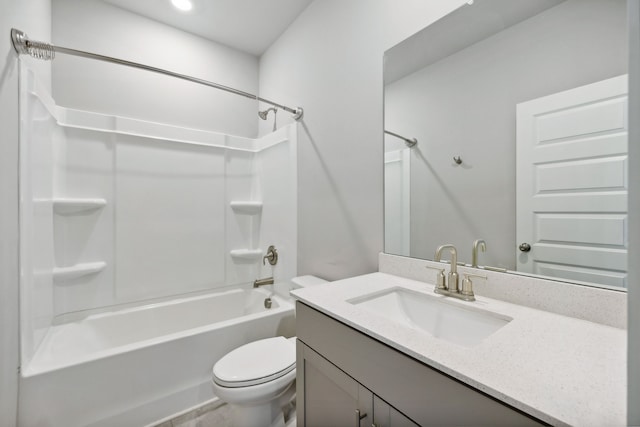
154,400,232,427
154,398,296,427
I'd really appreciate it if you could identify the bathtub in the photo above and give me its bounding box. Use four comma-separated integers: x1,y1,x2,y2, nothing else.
18,286,296,427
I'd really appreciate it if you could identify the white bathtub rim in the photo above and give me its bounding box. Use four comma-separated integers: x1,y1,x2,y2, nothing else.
55,286,274,324
23,293,294,377
52,283,277,325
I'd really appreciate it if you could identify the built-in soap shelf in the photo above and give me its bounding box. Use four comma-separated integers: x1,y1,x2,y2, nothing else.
53,198,106,215
230,201,263,215
53,261,106,283
229,249,262,261
230,201,263,263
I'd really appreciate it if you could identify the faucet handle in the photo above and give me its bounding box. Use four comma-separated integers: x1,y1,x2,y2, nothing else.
460,273,487,301
425,265,446,290
263,245,278,265
472,239,487,268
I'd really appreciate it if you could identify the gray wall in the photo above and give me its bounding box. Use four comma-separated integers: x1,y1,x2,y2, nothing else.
628,1,640,425
52,0,259,138
0,1,50,425
258,0,467,280
385,0,627,267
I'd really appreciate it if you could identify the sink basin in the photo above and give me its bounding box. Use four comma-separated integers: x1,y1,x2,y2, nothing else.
348,288,511,348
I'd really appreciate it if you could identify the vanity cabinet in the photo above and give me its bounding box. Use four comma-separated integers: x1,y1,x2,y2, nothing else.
299,340,417,427
296,302,545,426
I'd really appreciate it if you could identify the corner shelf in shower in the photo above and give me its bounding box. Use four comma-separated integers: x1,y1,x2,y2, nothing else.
229,249,263,261
53,198,107,215
230,201,263,215
53,261,107,283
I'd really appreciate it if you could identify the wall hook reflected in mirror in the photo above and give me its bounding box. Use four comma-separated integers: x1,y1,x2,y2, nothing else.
453,156,462,165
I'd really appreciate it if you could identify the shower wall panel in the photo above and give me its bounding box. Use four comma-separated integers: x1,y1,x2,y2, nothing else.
19,70,56,366
53,128,115,315
225,147,260,286
115,136,226,301
254,126,298,282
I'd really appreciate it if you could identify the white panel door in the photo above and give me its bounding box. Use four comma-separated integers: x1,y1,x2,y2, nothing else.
516,75,628,288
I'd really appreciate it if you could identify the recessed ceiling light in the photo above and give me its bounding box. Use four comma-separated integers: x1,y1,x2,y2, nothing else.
171,0,193,12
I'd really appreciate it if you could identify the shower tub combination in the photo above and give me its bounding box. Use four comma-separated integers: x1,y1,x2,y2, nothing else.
14,28,301,427
17,80,299,426
19,286,296,427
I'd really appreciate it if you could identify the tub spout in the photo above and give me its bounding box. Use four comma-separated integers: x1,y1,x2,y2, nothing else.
253,277,274,288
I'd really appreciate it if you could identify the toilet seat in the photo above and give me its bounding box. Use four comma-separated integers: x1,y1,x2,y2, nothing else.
213,336,296,388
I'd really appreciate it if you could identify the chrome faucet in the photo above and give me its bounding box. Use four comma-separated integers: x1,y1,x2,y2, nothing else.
432,244,481,301
253,277,274,288
471,239,486,268
434,244,460,293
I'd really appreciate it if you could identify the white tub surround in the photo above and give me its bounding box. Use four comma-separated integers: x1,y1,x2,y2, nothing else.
18,64,299,427
291,272,626,427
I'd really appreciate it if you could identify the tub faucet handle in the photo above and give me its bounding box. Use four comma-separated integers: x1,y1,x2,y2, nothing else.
263,245,278,265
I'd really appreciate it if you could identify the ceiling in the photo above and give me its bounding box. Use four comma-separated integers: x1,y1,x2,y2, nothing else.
102,0,313,56
385,0,564,84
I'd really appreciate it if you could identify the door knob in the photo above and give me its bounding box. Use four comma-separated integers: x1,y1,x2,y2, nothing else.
519,243,531,252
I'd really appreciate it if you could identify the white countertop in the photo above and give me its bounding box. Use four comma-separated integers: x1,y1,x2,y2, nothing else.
291,272,627,427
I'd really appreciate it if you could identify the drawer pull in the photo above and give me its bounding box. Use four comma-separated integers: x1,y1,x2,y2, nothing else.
355,409,367,426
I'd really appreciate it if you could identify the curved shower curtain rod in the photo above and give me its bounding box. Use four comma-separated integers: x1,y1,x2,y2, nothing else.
10,28,304,120
384,130,417,147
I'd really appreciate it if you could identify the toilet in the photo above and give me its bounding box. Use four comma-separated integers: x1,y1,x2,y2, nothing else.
211,275,327,427
212,336,297,427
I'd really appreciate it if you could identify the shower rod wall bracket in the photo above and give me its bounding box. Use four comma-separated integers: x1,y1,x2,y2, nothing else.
10,28,304,120
11,28,27,55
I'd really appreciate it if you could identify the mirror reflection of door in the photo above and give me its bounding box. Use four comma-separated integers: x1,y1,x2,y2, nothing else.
516,75,628,287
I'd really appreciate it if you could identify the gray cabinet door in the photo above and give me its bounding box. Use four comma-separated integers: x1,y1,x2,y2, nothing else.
297,341,373,427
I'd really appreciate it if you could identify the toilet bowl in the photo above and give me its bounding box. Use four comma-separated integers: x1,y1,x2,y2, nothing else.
212,275,328,426
212,336,297,427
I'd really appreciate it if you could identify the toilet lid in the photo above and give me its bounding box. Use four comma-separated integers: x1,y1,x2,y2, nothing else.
213,337,296,388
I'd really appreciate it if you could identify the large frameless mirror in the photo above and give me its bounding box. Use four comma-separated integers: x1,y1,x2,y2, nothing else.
383,0,628,290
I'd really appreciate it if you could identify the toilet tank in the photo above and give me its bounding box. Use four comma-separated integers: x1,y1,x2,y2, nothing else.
273,275,328,300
